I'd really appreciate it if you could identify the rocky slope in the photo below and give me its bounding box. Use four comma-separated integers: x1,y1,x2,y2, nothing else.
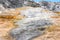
0,0,60,40
0,6,60,40
0,0,60,12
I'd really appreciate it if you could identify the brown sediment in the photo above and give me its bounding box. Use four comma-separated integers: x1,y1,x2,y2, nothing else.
0,8,24,40
33,12,60,40
0,7,60,40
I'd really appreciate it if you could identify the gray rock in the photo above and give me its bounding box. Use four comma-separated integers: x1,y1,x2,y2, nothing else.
53,4,60,12
10,19,53,40
39,1,50,9
23,0,40,7
39,1,60,12
0,0,40,8
0,0,24,8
